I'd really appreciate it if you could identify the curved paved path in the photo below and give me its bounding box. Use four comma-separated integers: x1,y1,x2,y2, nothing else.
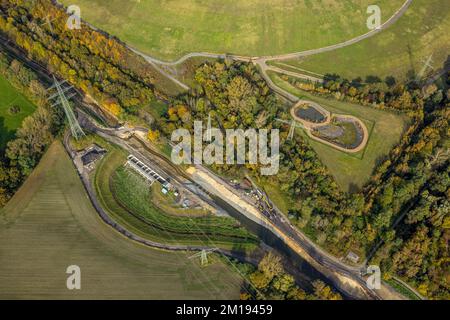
54,1,411,299
129,0,413,99
261,0,413,62
291,101,369,153
0,32,404,299
128,47,191,91
135,0,412,65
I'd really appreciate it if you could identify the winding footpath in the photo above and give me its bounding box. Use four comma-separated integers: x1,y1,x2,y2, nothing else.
0,0,414,300
130,0,413,98
131,0,413,65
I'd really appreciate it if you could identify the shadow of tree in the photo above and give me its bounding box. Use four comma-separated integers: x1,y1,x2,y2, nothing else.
348,182,360,194
0,116,15,154
439,55,450,85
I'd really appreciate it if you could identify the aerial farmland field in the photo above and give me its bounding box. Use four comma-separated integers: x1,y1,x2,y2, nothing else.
280,0,450,80
0,142,243,299
92,139,258,249
0,0,448,305
61,0,404,60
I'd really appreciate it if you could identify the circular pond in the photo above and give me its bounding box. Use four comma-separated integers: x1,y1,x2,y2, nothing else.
312,117,365,149
294,105,327,123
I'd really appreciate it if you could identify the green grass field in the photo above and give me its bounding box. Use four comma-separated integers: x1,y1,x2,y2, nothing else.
62,0,403,60
312,121,360,148
92,140,258,250
0,141,244,299
280,0,450,80
269,71,409,192
0,74,35,151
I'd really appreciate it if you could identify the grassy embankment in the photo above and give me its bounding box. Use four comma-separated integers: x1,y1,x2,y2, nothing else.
60,0,403,60
89,135,259,251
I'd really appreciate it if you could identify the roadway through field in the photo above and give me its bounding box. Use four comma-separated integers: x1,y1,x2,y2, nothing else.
129,0,413,99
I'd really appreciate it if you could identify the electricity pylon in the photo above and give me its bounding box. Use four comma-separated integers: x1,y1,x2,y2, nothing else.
189,248,219,266
275,118,304,141
416,54,434,82
48,76,85,140
41,15,56,33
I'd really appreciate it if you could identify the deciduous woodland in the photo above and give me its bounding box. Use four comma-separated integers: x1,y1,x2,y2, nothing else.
236,252,342,300
0,51,64,206
0,0,448,299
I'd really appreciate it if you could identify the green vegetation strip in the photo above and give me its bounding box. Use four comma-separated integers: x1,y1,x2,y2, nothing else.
384,279,421,300
93,143,258,250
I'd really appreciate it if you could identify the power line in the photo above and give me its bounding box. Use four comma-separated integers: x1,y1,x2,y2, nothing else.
275,118,304,141
48,76,85,140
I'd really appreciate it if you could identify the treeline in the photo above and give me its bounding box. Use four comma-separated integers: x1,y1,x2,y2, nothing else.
163,60,341,198
159,60,280,133
0,50,64,206
160,60,349,248
368,105,449,299
235,252,342,300
0,0,162,118
0,1,340,300
0,51,48,106
282,72,437,118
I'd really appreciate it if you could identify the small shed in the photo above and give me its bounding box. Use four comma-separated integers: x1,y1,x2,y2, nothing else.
346,251,360,264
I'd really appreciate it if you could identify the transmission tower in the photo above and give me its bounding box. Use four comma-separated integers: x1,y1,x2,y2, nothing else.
189,248,219,267
48,76,85,140
416,54,434,82
41,15,56,33
275,118,304,141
